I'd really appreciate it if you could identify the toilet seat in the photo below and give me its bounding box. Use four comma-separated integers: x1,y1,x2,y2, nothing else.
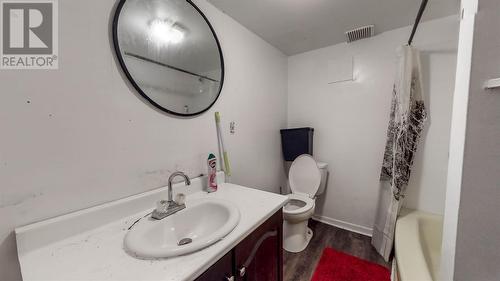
284,193,314,215
289,154,321,198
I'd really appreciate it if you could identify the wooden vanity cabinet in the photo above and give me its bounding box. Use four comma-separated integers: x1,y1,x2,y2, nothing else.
194,251,233,281
195,210,283,281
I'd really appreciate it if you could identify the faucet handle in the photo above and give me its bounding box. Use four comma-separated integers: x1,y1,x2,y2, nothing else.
156,200,169,214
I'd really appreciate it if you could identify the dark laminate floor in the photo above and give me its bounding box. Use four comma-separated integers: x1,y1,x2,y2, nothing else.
284,220,391,281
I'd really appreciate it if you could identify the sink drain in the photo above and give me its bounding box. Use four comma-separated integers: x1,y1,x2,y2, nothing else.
178,238,192,246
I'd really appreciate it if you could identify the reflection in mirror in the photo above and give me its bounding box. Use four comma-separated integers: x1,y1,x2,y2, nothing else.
113,0,224,116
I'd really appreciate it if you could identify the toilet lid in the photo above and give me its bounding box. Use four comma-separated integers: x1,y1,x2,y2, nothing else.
289,154,321,196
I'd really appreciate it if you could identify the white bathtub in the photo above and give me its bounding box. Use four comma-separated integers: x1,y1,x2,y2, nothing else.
394,208,443,281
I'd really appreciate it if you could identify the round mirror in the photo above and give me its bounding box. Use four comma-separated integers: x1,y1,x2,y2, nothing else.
113,0,224,116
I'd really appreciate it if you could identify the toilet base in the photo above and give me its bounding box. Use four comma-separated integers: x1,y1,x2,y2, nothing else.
283,219,314,253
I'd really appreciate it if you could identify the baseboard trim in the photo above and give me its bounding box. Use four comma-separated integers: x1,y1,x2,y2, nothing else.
312,215,373,237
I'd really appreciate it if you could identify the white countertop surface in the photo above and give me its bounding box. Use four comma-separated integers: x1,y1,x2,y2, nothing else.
16,175,287,281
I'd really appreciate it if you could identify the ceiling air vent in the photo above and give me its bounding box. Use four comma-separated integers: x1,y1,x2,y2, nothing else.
345,25,375,43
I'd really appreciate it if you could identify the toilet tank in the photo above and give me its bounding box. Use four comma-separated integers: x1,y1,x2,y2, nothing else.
316,162,328,196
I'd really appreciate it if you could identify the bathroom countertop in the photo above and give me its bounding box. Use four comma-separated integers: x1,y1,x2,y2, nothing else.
15,178,288,281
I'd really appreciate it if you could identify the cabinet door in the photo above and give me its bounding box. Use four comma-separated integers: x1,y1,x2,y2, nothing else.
195,251,234,281
234,210,283,281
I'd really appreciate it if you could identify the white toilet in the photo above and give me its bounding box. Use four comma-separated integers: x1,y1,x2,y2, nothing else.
283,154,328,253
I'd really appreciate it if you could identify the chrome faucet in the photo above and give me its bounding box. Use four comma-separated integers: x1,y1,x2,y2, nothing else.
151,171,191,220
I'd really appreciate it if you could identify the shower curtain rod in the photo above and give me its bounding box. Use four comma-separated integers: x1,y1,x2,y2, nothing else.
124,52,220,83
408,0,429,45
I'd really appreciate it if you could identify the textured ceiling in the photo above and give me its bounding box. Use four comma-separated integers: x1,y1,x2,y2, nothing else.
207,0,460,55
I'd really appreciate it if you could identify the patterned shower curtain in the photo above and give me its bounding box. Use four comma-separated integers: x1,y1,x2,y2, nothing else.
371,45,427,261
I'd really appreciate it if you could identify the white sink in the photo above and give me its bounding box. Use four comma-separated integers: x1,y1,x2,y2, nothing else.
124,198,240,258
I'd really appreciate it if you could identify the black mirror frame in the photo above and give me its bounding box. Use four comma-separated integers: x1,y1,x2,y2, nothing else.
112,0,225,117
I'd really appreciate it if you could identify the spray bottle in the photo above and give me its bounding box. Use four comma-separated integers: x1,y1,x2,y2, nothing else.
207,153,218,192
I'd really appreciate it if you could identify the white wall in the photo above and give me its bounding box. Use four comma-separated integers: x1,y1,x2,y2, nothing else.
0,0,287,280
287,16,458,233
452,0,500,279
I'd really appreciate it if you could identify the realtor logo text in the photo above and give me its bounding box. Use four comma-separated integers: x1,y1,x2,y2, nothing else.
1,0,58,69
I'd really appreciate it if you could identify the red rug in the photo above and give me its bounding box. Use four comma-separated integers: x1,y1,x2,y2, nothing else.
311,248,390,281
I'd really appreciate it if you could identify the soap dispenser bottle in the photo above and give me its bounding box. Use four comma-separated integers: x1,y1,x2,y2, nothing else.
207,153,218,193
